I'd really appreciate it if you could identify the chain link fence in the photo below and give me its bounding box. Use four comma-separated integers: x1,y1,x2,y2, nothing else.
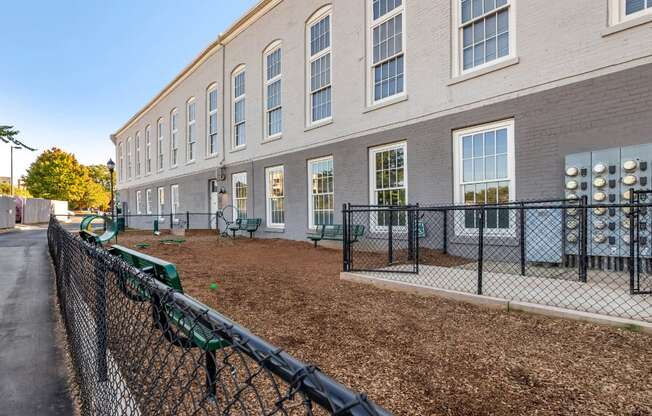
343,198,652,323
48,217,391,416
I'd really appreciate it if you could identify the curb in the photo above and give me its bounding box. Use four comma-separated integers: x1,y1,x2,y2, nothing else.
340,272,652,335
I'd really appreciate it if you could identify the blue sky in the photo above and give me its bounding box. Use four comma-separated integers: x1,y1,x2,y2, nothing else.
0,0,257,182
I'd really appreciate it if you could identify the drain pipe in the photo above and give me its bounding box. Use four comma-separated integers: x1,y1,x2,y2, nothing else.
218,39,227,182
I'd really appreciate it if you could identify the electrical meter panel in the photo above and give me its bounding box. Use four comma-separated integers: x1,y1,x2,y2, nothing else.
564,152,591,255
620,144,652,257
590,148,621,257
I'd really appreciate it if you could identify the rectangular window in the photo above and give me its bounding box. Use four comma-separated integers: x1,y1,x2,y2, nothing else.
157,120,164,170
265,47,282,139
458,0,511,73
135,132,141,176
232,172,248,220
171,184,179,219
118,142,124,181
265,166,285,228
308,13,332,124
145,126,152,174
625,0,652,15
187,100,196,162
233,70,246,148
369,142,407,228
146,189,152,214
308,156,334,229
126,138,132,179
157,187,165,219
171,111,179,166
136,190,142,214
207,87,218,155
370,0,405,103
453,119,515,233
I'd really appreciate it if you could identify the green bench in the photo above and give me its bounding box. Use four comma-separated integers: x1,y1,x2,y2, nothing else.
227,218,262,239
107,245,228,353
307,224,365,247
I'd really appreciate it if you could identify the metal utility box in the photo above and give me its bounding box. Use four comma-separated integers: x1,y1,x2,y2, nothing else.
526,208,563,263
564,152,591,255
620,144,652,257
590,148,621,257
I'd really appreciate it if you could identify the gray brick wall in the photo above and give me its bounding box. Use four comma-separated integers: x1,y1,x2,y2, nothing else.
118,63,652,241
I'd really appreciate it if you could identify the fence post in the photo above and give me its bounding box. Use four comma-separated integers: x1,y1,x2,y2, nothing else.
170,212,173,230
215,210,220,233
95,270,108,382
477,206,485,295
388,208,394,265
407,206,414,261
415,204,420,274
579,195,588,283
342,203,349,272
186,211,190,231
629,188,636,294
442,209,448,254
519,202,526,276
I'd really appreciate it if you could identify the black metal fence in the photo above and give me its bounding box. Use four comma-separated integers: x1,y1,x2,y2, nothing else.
56,212,225,232
343,196,652,323
48,217,390,415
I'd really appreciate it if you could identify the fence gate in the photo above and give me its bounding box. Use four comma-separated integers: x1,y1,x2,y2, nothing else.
633,191,652,295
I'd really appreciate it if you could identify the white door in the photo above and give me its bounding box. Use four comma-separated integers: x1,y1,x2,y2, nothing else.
209,180,219,229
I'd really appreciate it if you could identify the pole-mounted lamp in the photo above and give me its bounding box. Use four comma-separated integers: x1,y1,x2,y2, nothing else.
107,158,115,219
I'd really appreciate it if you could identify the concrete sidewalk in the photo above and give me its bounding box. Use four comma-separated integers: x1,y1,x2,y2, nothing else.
0,229,73,415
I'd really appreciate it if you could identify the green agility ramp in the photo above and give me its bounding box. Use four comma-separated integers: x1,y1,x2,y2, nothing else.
79,215,118,245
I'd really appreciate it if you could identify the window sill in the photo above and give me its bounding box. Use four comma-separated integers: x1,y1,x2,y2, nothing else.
230,146,247,154
448,57,520,86
170,165,178,170
205,154,219,160
363,94,408,114
264,227,285,233
262,134,283,144
602,14,652,36
305,119,333,132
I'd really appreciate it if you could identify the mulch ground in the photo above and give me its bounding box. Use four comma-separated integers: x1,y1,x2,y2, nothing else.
116,230,652,416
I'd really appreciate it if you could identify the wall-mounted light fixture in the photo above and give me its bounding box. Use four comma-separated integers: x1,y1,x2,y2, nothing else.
218,187,227,195
218,166,227,181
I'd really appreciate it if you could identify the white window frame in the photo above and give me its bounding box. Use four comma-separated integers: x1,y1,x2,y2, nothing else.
306,6,333,127
263,41,283,141
451,0,516,78
367,0,406,106
307,156,335,230
136,190,142,214
157,118,164,171
232,66,246,150
170,109,179,167
232,172,248,220
126,137,132,179
146,189,152,214
368,141,408,231
609,0,652,25
171,184,180,223
145,125,152,174
135,131,141,177
186,98,197,162
207,84,219,156
452,119,516,237
265,165,285,229
157,187,165,221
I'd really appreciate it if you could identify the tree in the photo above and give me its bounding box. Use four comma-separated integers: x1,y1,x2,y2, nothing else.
86,164,115,194
24,148,87,209
0,182,31,197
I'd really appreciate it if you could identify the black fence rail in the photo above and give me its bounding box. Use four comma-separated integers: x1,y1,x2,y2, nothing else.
55,212,225,232
48,217,391,416
343,196,652,323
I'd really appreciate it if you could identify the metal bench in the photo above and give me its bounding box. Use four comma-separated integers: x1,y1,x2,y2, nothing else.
108,244,183,292
227,218,262,239
307,224,365,247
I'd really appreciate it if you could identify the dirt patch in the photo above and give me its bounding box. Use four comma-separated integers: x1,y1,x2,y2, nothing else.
115,231,652,416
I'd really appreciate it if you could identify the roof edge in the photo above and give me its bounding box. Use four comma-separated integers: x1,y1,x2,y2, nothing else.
113,0,279,138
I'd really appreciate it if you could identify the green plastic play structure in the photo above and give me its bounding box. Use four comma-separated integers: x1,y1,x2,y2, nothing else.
79,214,119,245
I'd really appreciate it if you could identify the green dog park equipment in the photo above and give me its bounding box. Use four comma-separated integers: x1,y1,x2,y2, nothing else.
108,244,183,291
79,215,119,245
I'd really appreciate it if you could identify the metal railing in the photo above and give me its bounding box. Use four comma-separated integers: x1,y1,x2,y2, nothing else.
343,196,652,323
48,217,391,415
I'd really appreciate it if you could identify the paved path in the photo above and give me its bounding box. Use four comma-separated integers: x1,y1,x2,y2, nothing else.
0,228,74,415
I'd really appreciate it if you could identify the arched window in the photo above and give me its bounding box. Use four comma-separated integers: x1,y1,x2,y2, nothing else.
368,0,405,104
263,40,282,140
232,65,246,149
306,5,333,126
186,98,197,162
170,109,179,166
206,83,218,155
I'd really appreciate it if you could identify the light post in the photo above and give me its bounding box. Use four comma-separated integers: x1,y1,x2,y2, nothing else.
10,146,21,196
107,158,115,220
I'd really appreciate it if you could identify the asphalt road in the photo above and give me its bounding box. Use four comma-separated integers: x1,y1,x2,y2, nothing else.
0,228,73,415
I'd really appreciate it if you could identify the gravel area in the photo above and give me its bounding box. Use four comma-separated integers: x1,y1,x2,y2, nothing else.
116,230,652,416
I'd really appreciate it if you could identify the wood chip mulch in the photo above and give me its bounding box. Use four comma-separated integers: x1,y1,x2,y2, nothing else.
116,231,652,416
